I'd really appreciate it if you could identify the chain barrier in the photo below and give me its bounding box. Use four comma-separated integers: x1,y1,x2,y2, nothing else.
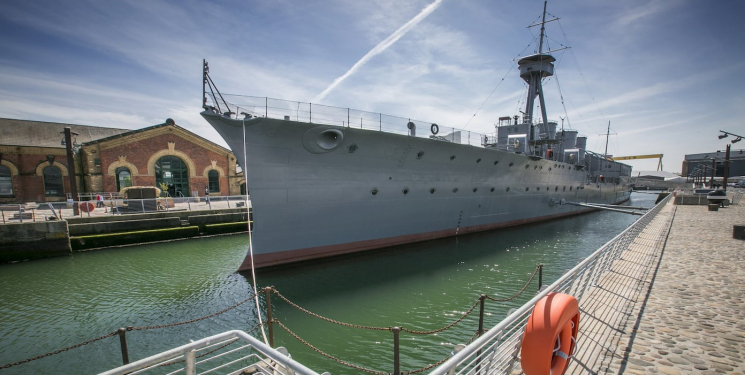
275,320,390,375
129,292,256,331
483,265,540,302
400,299,480,335
271,288,391,331
0,330,119,370
0,293,258,370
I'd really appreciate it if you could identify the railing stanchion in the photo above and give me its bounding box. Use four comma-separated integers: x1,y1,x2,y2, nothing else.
538,264,543,291
478,295,486,337
141,200,145,214
264,287,274,348
18,204,22,223
392,326,401,375
117,327,130,365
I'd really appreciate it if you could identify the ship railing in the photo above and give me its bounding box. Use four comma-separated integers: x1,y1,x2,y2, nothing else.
98,330,324,375
0,195,252,223
427,193,673,375
208,94,487,147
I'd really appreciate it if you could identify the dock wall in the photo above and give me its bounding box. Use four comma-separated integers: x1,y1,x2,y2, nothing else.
0,221,71,262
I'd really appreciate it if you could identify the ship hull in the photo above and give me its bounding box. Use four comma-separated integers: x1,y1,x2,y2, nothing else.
202,112,631,271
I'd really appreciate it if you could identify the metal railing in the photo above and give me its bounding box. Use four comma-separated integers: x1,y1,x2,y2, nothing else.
0,195,251,223
98,330,325,375
209,94,487,147
427,193,673,375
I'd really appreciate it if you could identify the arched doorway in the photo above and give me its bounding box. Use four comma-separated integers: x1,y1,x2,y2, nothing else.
43,166,64,197
155,156,190,197
115,167,132,192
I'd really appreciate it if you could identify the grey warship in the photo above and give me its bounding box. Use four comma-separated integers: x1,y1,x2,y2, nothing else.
200,5,632,271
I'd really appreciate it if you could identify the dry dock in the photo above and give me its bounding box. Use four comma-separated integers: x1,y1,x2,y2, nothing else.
566,200,744,374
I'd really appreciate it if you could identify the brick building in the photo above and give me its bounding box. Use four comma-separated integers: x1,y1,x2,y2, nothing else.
0,118,245,204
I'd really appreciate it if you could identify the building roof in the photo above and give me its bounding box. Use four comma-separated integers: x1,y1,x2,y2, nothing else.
0,118,131,148
685,149,745,161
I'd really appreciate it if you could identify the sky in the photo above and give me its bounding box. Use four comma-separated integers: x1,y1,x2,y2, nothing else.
1,0,744,173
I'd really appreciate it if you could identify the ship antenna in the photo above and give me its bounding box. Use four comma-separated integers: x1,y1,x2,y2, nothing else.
538,1,547,54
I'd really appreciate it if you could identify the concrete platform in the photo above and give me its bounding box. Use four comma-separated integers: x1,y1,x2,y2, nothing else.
565,201,744,374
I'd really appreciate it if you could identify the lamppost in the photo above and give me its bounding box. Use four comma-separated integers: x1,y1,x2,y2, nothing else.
61,127,80,215
718,130,744,191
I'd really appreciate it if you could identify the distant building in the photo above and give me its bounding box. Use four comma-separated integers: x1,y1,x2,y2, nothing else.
0,118,244,204
681,148,745,181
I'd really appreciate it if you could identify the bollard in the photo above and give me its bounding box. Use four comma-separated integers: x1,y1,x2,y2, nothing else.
392,326,401,375
264,287,274,347
538,264,543,292
117,327,130,365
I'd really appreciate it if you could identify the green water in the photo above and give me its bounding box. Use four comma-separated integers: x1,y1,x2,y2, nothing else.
0,193,658,374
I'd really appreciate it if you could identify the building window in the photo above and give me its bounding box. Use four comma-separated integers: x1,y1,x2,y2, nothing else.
0,165,13,196
115,167,132,192
155,156,189,197
240,183,247,196
208,170,219,193
43,166,64,197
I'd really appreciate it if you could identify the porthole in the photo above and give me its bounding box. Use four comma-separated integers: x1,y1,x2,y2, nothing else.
525,187,529,191
490,187,495,192
570,186,573,191
417,151,425,159
476,158,481,163
534,165,538,170
563,186,566,191
525,164,530,169
539,166,543,170
548,167,552,171
348,144,358,153
536,187,540,191
494,160,499,165
509,162,514,167
555,186,558,192
402,188,410,195
506,187,510,192
371,188,378,195
450,155,456,161
473,188,478,193
554,164,557,168
452,188,459,193
546,187,549,191
430,188,436,194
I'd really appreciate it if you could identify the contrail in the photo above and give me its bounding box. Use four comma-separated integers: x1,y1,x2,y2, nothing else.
311,0,444,103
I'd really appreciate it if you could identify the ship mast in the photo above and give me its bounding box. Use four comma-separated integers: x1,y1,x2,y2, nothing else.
518,1,555,156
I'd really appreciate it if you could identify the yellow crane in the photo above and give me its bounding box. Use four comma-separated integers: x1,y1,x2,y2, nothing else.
608,154,664,171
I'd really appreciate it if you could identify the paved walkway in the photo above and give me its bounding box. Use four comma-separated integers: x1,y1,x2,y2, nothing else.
566,201,745,374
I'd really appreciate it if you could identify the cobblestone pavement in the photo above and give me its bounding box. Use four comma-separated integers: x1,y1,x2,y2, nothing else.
564,201,745,375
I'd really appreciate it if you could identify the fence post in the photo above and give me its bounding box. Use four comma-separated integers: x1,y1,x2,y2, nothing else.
117,327,130,365
310,103,312,123
538,264,543,291
478,295,486,337
265,97,268,117
392,326,401,375
264,287,274,347
347,108,350,127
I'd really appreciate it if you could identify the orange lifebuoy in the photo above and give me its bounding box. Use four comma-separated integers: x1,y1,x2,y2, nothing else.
79,202,95,213
520,293,580,375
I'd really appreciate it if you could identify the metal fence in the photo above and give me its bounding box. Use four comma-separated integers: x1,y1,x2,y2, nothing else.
98,330,325,375
427,193,673,375
0,195,251,223
211,94,487,147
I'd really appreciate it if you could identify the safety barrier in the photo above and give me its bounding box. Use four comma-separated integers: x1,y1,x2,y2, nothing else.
0,266,544,375
427,193,673,375
210,94,487,147
0,195,251,223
